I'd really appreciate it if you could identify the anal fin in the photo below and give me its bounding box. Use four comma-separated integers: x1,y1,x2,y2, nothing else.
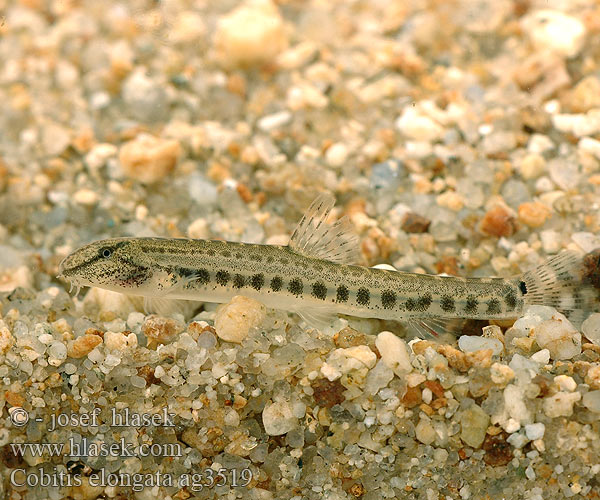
405,317,466,340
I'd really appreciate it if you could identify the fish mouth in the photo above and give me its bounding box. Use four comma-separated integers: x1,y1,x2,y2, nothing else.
57,259,83,296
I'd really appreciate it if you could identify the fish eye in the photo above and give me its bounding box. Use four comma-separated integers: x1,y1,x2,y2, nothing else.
100,248,112,258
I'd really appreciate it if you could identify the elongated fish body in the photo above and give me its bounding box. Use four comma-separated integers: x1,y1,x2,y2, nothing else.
58,194,600,335
59,237,523,319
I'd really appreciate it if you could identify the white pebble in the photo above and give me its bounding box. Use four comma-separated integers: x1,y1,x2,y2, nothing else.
534,317,581,360
554,374,576,392
224,409,240,427
73,189,99,206
490,363,514,385
458,335,503,355
325,143,349,167
187,218,209,239
214,296,266,343
504,418,520,434
396,107,444,141
571,232,600,253
527,134,554,154
507,432,528,449
543,391,581,418
422,387,433,404
321,346,376,380
504,384,531,425
415,419,436,445
104,331,137,351
530,349,550,365
522,10,586,58
540,230,561,254
525,422,545,441
320,362,342,382
131,376,146,389
582,390,600,413
38,333,54,345
342,345,376,369
262,401,296,436
579,137,600,160
257,111,292,132
582,313,600,345
84,288,139,319
127,312,146,330
213,0,288,69
552,111,600,137
47,341,67,367
364,360,394,395
375,331,412,376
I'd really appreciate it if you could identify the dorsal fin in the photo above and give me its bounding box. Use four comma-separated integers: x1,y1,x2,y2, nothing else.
289,193,360,265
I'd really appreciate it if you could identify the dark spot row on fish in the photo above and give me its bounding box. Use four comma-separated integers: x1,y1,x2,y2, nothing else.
174,267,510,315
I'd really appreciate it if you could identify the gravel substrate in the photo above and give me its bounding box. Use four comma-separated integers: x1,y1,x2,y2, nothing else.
1,1,600,499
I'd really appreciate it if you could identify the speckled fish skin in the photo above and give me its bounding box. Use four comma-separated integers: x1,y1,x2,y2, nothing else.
58,193,599,331
58,236,525,321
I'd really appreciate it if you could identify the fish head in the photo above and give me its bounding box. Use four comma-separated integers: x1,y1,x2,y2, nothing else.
58,238,153,294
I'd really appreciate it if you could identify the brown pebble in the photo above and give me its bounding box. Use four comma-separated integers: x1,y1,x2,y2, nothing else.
236,183,253,203
173,487,192,500
142,316,184,344
419,403,434,416
532,374,552,397
411,340,437,355
84,327,104,338
312,378,345,409
348,482,365,498
430,397,447,410
563,75,600,113
581,249,600,289
0,443,25,468
435,255,459,276
71,127,95,154
137,365,160,387
401,385,422,408
181,426,226,457
573,360,591,379
482,432,513,466
233,395,247,410
401,212,431,233
424,380,445,398
67,334,103,358
334,327,367,348
479,205,518,238
465,349,493,369
518,201,551,228
187,321,216,340
486,425,503,436
437,345,469,372
5,391,24,407
226,73,246,98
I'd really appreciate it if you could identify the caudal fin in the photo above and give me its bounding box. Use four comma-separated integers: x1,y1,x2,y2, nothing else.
519,249,600,325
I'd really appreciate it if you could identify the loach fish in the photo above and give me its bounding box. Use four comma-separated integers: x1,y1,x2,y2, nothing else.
58,194,600,337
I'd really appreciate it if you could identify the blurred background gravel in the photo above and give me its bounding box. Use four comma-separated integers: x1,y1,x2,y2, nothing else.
1,0,600,499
